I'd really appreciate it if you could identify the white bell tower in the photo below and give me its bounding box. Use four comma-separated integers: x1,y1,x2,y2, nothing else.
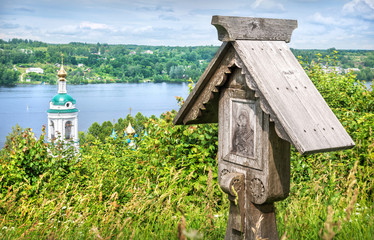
47,54,79,147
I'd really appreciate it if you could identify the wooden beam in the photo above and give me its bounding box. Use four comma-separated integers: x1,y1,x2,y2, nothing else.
211,15,297,43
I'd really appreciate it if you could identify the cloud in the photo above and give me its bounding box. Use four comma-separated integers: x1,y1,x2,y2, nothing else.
0,0,373,48
343,0,374,20
297,7,374,49
80,21,114,31
135,5,174,13
158,14,179,21
309,12,351,27
155,6,174,13
0,22,20,29
251,0,285,12
13,7,34,13
46,21,117,37
47,25,82,36
132,26,153,34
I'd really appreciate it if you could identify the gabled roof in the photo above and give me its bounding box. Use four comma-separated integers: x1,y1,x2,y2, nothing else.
173,40,355,155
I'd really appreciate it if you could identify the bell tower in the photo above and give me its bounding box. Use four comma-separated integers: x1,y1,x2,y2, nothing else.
47,54,79,147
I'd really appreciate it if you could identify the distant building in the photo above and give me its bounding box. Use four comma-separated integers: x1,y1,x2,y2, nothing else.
26,67,44,74
20,49,33,54
129,51,136,55
47,57,79,148
344,68,360,74
78,64,84,68
142,50,153,54
322,66,342,74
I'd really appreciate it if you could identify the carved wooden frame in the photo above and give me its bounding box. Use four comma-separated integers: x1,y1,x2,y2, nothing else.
223,98,264,171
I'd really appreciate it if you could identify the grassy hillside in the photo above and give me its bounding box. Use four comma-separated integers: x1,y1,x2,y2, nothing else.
0,48,373,239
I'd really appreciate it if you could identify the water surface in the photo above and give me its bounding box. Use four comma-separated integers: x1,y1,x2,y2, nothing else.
0,83,189,147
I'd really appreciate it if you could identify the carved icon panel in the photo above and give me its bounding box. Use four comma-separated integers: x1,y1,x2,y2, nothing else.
223,98,263,170
231,106,255,158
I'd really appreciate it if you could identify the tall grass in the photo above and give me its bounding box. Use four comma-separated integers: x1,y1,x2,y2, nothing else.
1,54,373,239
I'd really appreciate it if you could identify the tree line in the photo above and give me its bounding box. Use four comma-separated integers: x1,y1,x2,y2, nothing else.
0,38,373,86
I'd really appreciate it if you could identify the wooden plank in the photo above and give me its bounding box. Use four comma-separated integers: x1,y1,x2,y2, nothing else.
233,40,355,154
211,16,297,43
173,42,230,125
182,47,236,124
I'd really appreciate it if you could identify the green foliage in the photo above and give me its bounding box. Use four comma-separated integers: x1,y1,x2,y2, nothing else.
274,56,374,239
3,38,372,86
0,111,224,239
0,126,79,192
0,39,219,85
4,124,24,149
0,64,19,86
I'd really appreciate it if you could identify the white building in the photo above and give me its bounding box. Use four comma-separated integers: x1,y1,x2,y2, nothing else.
26,67,44,74
344,68,360,74
47,60,79,147
142,50,153,54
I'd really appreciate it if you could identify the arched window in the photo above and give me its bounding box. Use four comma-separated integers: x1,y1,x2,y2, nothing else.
50,121,55,140
65,121,73,140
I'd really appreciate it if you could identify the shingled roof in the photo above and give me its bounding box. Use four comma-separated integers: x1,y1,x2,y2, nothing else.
174,16,355,155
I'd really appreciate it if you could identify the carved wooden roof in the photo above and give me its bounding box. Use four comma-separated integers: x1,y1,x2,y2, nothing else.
173,16,355,154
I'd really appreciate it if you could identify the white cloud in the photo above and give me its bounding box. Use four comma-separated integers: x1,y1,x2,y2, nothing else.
0,0,373,48
251,0,285,11
343,0,374,20
309,12,351,27
79,21,113,31
132,26,153,34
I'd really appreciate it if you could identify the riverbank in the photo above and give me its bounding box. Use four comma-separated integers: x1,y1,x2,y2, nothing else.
11,79,372,89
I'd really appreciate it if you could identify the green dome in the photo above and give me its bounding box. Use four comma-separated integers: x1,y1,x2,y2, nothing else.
51,93,76,106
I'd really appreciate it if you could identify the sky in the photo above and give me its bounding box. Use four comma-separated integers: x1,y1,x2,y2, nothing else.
0,0,373,49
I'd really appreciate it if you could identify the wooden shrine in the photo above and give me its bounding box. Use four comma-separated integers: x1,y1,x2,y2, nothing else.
174,16,355,239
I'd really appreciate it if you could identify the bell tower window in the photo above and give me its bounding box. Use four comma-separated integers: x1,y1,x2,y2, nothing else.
50,121,55,140
65,121,73,140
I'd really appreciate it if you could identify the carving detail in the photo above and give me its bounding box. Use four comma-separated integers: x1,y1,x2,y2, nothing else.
221,168,230,176
250,178,265,200
232,178,242,193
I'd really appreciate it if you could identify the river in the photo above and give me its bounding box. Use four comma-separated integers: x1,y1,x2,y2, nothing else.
0,83,189,147
0,81,372,148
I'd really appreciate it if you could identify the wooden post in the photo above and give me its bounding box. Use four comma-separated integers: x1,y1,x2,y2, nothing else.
218,67,290,239
173,15,355,240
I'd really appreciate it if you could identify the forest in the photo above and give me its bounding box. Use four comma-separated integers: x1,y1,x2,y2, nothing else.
0,54,373,239
0,38,373,86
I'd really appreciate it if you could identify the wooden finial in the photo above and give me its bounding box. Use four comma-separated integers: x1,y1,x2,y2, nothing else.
211,15,297,43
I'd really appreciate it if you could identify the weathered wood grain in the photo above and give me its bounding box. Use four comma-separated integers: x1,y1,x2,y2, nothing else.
233,40,355,154
211,15,297,42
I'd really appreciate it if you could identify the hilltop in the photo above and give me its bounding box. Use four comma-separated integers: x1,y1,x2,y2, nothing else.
0,38,373,86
